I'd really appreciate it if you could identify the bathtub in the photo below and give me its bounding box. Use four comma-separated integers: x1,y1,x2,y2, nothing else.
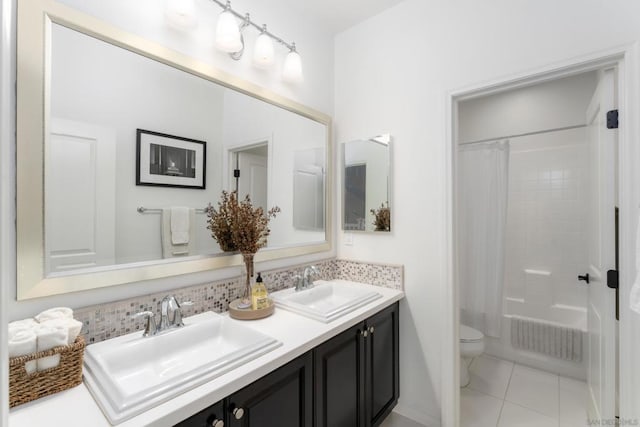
483,297,588,380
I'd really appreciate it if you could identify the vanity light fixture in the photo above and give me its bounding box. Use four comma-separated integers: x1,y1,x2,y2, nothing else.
209,0,303,82
282,43,303,83
215,2,243,52
165,0,199,29
253,25,275,68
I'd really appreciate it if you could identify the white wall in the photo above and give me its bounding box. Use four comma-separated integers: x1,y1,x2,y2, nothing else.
458,72,597,143
56,0,334,114
7,0,335,321
334,0,640,424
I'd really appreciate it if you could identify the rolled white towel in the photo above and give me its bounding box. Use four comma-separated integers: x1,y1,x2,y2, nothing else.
41,318,83,345
9,329,37,374
9,318,38,330
8,318,38,340
35,324,69,371
35,307,73,323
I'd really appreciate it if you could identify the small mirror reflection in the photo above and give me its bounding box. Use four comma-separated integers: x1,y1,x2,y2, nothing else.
342,134,391,232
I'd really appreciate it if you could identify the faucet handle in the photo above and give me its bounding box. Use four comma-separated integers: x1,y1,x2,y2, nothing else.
132,311,157,337
304,265,318,288
173,300,194,327
305,265,319,278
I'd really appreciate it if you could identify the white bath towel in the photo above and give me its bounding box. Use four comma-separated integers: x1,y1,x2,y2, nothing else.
170,207,190,244
9,329,37,374
35,307,73,323
161,208,196,258
41,318,83,345
35,324,69,371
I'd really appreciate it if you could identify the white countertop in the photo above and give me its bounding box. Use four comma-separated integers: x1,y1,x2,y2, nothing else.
9,282,404,427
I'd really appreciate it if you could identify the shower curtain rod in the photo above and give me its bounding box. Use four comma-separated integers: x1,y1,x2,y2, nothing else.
458,124,587,146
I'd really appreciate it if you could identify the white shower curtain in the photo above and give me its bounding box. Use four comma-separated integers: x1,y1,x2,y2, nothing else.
458,140,509,338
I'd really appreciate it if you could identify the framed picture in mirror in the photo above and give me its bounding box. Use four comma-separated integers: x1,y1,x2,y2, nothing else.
136,129,206,189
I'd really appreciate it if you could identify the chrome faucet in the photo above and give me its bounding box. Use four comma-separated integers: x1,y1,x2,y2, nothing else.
133,295,193,336
160,295,193,330
295,265,318,291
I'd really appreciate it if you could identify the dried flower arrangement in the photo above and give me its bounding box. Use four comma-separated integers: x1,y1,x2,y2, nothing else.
206,191,281,304
370,202,391,232
205,190,281,253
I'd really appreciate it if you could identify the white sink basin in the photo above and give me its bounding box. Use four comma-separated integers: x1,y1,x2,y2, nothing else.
270,280,382,323
83,311,281,424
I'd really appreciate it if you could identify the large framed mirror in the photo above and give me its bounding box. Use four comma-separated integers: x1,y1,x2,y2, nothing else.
17,0,332,299
342,134,392,232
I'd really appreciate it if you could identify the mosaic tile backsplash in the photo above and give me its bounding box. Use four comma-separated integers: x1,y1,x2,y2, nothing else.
74,258,403,344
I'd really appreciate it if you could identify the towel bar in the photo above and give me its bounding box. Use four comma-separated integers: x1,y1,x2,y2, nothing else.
136,206,207,214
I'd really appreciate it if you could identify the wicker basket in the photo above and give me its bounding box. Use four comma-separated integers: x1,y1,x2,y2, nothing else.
9,335,86,408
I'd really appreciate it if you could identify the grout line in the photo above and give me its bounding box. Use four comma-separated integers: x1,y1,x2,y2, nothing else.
496,398,506,427
503,360,516,400
495,360,517,426
557,374,561,427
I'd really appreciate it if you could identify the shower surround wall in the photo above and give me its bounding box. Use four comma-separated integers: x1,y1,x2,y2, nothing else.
485,127,590,379
503,128,589,320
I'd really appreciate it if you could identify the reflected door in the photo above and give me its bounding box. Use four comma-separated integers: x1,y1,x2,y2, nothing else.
46,119,116,273
235,150,268,213
344,164,366,231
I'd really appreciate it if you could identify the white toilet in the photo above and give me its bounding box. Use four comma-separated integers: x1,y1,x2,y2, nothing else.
459,324,485,387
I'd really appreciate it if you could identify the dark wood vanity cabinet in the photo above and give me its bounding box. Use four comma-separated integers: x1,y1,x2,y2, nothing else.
174,352,313,427
314,322,367,427
314,302,399,427
175,302,398,427
365,302,400,426
226,351,313,427
174,400,225,427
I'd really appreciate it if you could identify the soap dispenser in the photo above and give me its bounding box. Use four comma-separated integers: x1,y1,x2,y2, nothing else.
252,273,269,310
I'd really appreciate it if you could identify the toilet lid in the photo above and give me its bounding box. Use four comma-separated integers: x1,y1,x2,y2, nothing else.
460,324,484,342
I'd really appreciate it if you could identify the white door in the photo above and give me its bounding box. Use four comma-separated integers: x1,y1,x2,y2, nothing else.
46,119,116,273
586,68,617,422
235,150,268,213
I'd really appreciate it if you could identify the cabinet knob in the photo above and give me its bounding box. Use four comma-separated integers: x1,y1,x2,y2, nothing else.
211,420,224,427
369,326,375,334
232,407,245,420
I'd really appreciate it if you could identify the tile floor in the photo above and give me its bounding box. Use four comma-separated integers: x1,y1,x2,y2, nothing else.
461,355,589,427
380,412,428,427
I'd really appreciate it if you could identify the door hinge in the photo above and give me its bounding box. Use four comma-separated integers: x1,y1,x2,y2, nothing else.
606,110,619,129
607,269,619,289
233,169,240,178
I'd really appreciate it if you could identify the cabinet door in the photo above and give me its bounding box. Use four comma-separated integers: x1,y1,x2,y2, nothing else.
226,352,313,427
314,322,366,427
366,302,399,427
174,400,224,427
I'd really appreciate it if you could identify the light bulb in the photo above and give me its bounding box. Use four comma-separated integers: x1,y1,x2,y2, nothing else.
253,27,274,68
165,0,198,30
215,7,242,53
282,45,303,83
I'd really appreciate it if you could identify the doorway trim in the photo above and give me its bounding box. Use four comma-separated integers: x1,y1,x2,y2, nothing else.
444,43,639,427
